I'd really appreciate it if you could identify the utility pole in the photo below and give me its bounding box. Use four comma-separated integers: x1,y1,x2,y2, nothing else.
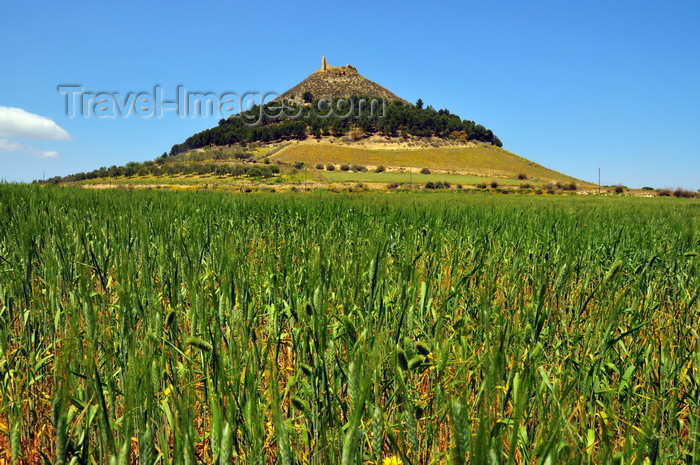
598,168,601,195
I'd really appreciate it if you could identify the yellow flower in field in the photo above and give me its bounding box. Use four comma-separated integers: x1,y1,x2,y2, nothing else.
383,456,403,465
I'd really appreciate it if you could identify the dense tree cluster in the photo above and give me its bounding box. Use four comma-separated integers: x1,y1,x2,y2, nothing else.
168,98,502,156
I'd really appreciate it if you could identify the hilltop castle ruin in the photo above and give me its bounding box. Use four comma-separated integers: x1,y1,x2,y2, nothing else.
319,56,356,74
275,57,406,103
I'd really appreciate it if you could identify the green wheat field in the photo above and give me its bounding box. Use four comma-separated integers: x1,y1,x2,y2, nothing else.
0,185,698,464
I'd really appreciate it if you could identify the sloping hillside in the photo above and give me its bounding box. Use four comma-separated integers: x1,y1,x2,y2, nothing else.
270,139,586,184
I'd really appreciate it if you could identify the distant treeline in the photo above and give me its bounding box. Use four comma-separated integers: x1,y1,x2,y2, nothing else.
40,160,280,184
168,98,502,156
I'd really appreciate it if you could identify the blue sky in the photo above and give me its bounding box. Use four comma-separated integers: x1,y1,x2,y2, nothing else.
1,0,698,190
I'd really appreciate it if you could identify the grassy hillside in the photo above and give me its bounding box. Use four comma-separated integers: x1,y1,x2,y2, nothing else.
270,140,588,185
46,135,595,191
320,171,527,186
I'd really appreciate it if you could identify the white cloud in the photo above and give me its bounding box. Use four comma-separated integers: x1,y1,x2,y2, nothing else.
0,138,24,152
30,148,59,158
0,106,69,159
0,106,71,140
0,138,60,159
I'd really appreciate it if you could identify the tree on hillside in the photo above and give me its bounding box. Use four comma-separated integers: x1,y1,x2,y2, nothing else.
416,98,423,109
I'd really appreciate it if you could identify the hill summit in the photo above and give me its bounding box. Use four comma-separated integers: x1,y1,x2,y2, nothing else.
277,57,407,103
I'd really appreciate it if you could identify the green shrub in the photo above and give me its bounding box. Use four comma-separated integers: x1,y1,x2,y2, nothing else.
673,188,696,198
